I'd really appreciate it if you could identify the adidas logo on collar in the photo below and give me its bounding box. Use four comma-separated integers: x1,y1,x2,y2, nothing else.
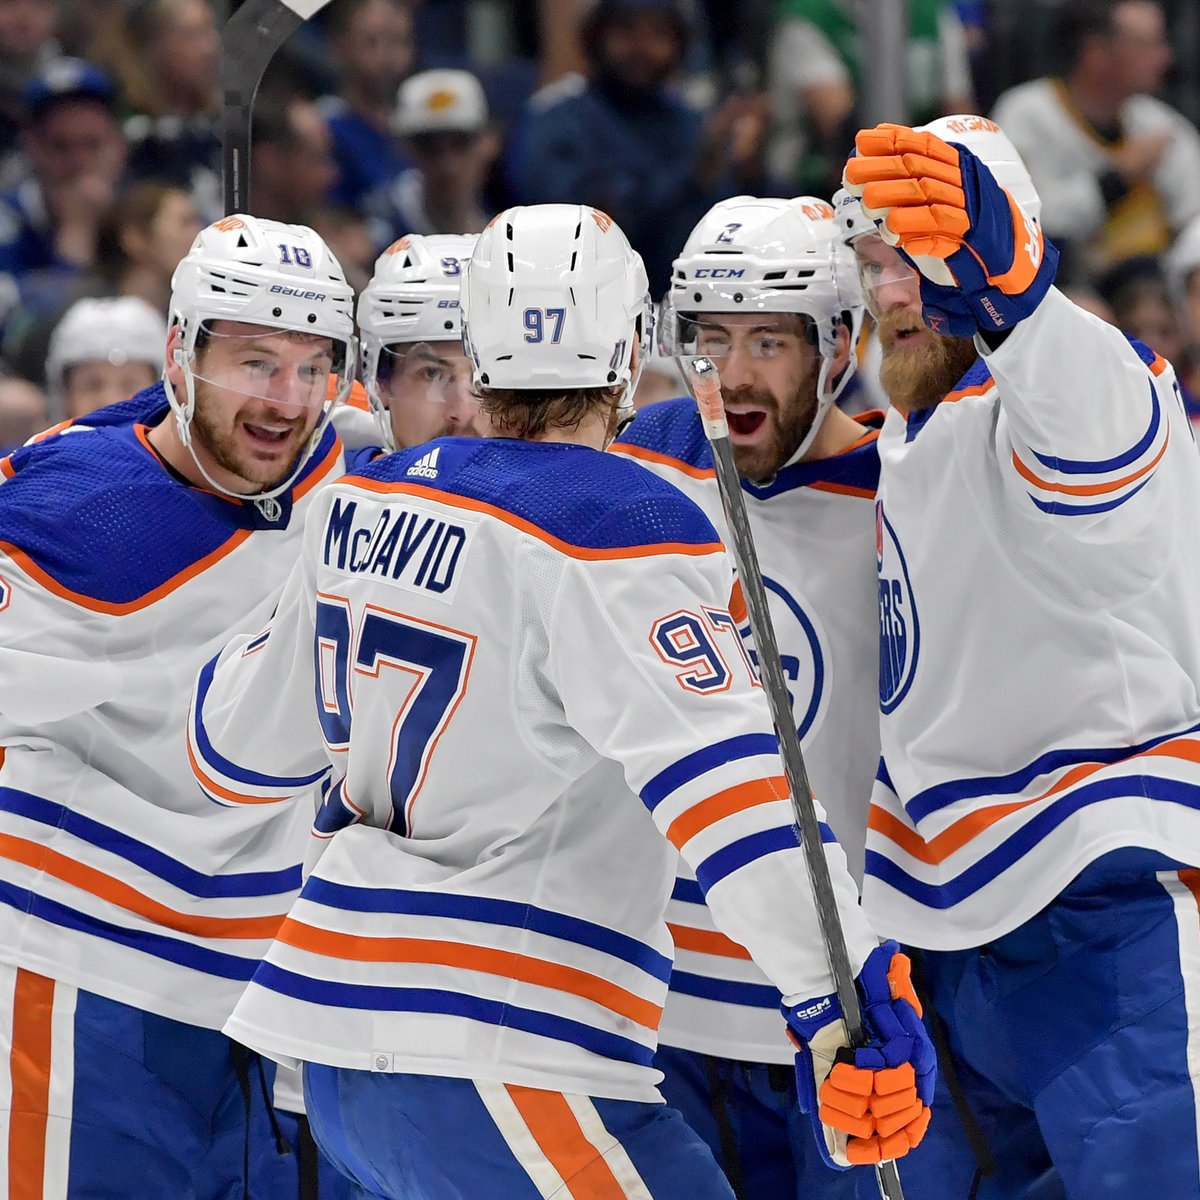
406,446,441,479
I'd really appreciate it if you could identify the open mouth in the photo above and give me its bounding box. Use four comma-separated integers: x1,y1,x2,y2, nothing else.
726,410,768,437
892,326,927,345
242,422,294,448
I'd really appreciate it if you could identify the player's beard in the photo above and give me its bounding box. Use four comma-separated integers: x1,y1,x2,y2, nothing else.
190,380,319,491
724,373,818,483
877,311,978,414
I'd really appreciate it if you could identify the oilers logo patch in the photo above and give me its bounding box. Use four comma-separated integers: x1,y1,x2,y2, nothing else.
876,501,918,713
744,576,829,741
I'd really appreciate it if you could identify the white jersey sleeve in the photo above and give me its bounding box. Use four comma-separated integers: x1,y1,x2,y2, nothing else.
987,286,1180,540
547,526,874,1003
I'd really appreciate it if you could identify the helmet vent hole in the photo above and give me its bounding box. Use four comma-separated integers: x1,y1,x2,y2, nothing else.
507,253,514,272
569,252,577,271
307,313,317,324
272,307,282,317
763,270,786,281
693,291,702,303
236,235,248,249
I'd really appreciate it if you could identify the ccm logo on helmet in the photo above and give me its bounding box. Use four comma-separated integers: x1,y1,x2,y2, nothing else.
694,268,745,279
269,284,328,301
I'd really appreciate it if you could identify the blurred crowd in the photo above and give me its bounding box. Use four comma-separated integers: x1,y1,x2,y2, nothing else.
2,0,1200,446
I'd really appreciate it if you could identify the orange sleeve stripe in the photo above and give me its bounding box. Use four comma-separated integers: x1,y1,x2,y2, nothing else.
942,381,993,405
665,775,789,849
0,456,14,480
9,969,53,1200
504,1087,633,1200
809,481,876,499
667,922,753,960
344,477,725,561
1178,868,1200,911
611,442,716,480
1149,354,1169,377
871,734,1200,864
275,921,662,1030
1011,424,1168,496
0,834,287,939
0,528,253,615
186,735,294,807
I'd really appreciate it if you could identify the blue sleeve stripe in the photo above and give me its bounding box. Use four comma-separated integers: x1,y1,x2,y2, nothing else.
252,963,655,1067
0,788,301,898
299,877,673,982
668,969,782,1008
867,772,1200,908
0,881,261,980
876,757,894,791
670,876,706,905
192,656,328,791
641,734,781,811
694,822,835,892
905,717,1200,822
1029,381,1160,475
1028,476,1152,517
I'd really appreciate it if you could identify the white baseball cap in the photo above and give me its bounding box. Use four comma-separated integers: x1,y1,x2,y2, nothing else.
393,69,488,137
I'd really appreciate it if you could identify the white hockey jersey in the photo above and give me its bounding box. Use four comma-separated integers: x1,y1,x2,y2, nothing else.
612,402,882,1064
0,384,369,1030
866,287,1200,949
197,437,878,1102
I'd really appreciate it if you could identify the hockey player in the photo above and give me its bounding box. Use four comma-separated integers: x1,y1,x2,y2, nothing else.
840,114,1200,1197
192,203,935,1199
611,196,881,1199
0,214,372,1198
357,231,487,450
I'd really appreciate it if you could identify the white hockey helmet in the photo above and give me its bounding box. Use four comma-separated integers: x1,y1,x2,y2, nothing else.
839,116,1041,313
358,232,477,448
667,195,863,458
460,204,652,429
166,213,357,504
918,114,1040,222
45,296,167,417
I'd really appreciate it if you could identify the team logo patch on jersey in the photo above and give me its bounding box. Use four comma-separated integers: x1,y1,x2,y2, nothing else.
407,447,441,479
876,501,919,713
745,576,829,741
0,574,10,613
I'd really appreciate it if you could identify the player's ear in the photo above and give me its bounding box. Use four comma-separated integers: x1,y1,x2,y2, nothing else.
164,324,185,388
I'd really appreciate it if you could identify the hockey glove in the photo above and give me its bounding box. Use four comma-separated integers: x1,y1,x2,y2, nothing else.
783,941,935,1169
842,123,1057,338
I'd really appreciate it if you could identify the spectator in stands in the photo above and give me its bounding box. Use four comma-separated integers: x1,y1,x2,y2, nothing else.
0,0,60,166
0,372,47,448
0,58,125,333
767,0,975,195
507,0,771,296
318,0,415,209
94,181,201,315
43,295,164,420
248,93,339,226
90,0,222,219
992,0,1200,282
364,68,496,249
310,202,376,296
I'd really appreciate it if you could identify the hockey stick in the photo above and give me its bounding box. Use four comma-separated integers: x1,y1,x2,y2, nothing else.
221,0,333,215
682,357,905,1200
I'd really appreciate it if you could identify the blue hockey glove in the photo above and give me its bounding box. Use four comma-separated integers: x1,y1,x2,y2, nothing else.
783,941,936,1168
843,123,1058,338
